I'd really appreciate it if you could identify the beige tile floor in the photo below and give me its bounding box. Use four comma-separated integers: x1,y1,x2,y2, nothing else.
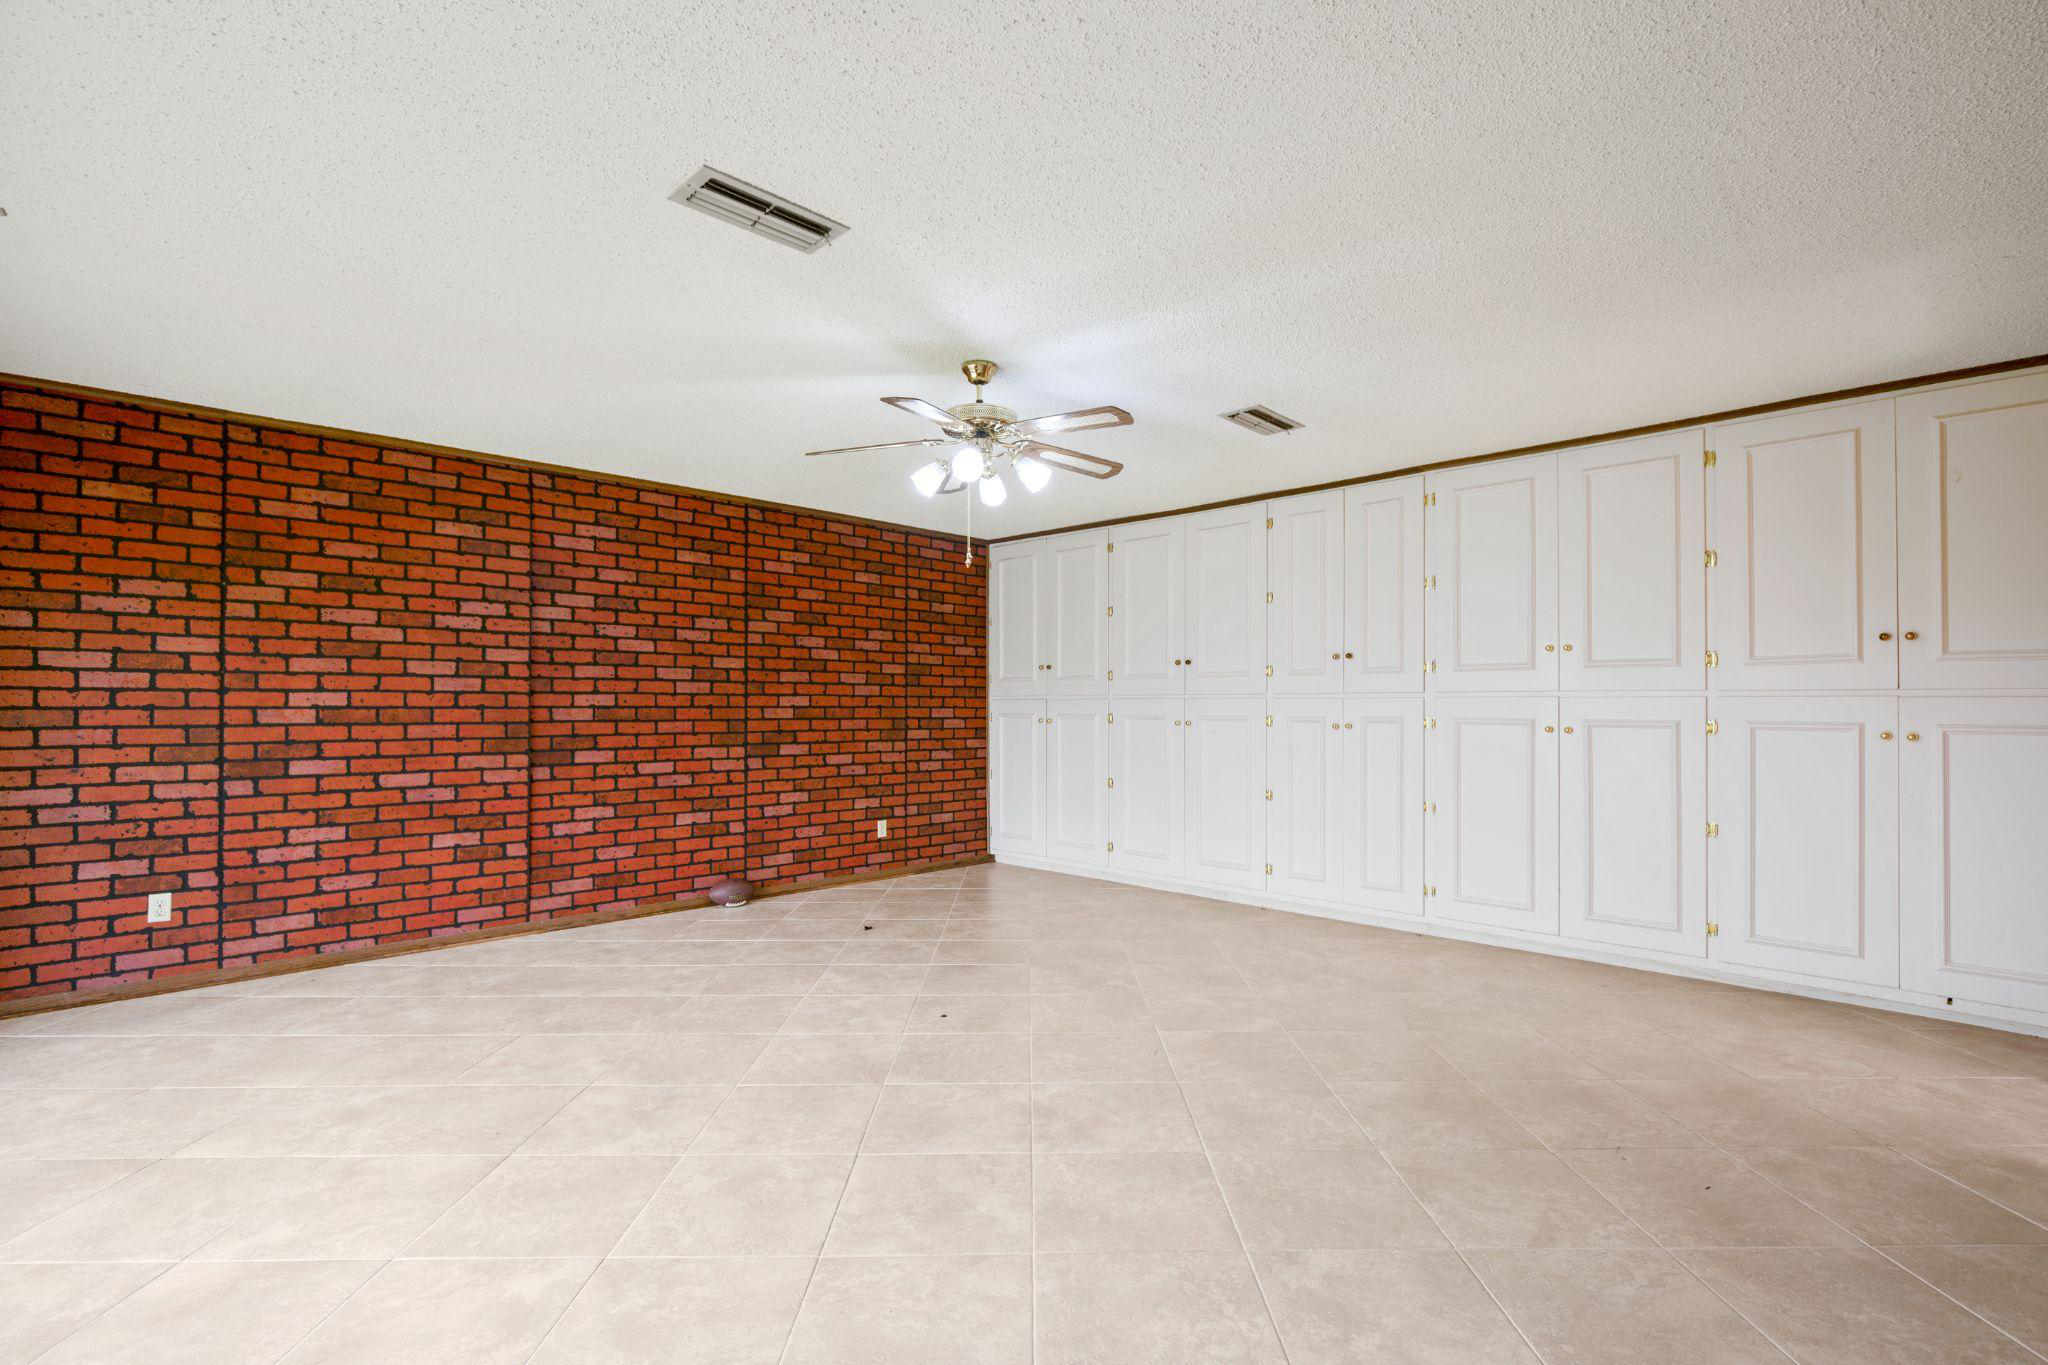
3,863,2047,1363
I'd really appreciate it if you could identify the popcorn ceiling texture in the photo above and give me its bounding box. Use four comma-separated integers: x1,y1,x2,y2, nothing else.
0,378,987,1003
3,3,2045,536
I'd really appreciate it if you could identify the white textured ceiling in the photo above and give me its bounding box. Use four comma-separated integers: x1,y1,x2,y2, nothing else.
5,2,2047,536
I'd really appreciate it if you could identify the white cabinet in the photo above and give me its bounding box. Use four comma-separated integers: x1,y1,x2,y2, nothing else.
988,699,1047,855
1345,477,1426,694
1429,458,1558,692
1044,699,1109,866
1899,698,2048,1013
1709,401,1898,691
1426,695,1560,933
1559,696,1706,955
1109,517,1185,695
1046,529,1109,696
988,542,1043,697
1185,503,1268,695
1269,491,1345,694
1268,697,1343,903
1709,696,1899,987
1557,431,1706,691
1184,696,1269,890
1342,696,1425,918
1109,697,1185,878
1897,374,2048,691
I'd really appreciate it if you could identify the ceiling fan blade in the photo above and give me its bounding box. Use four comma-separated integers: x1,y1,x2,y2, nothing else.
881,396,970,432
1020,441,1124,479
1002,406,1133,440
803,437,958,458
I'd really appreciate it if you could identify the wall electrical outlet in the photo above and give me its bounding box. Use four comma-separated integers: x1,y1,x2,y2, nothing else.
146,891,174,924
876,818,889,839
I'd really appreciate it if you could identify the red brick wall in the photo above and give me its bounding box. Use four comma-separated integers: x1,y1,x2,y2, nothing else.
0,378,987,1002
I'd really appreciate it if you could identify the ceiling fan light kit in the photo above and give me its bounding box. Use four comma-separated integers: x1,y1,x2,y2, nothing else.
804,358,1134,559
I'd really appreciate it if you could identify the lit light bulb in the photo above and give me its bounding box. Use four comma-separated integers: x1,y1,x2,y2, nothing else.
910,460,947,498
1014,455,1051,493
977,471,1008,507
949,446,985,482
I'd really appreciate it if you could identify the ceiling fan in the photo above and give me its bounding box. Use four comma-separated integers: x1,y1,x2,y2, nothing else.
804,358,1132,509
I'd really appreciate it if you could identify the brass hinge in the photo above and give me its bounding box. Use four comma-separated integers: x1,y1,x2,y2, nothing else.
1422,800,1436,813
1705,650,1720,668
1265,789,1273,801
1424,660,1437,673
1424,574,1437,589
1703,549,1718,568
1703,450,1717,468
1265,715,1274,727
1107,669,1114,681
1423,884,1437,897
1106,606,1114,617
1107,712,1114,724
1705,719,1718,736
1705,821,1720,838
1265,517,1274,529
1264,863,1273,875
1106,542,1115,553
1107,841,1114,852
1706,921,1720,937
1106,777,1114,789
1424,491,1437,506
1265,665,1274,677
1265,591,1275,603
1423,717,1437,729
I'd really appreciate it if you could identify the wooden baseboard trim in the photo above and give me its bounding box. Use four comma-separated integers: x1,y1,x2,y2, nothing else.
0,854,994,1021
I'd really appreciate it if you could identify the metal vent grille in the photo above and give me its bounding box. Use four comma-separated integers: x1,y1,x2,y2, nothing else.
669,167,849,253
1220,405,1302,435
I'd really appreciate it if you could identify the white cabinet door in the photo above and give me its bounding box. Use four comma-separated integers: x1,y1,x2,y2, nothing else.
1268,697,1343,903
1342,696,1425,918
1709,401,1898,691
1269,491,1345,695
1109,517,1185,696
1897,374,2048,690
1185,503,1268,695
1109,697,1185,879
1559,696,1706,956
1900,698,2048,1013
1429,458,1558,691
1558,431,1706,691
1044,699,1109,867
988,540,1044,697
1426,696,1560,933
1184,696,1269,890
1046,529,1109,696
988,699,1045,856
1710,697,1899,987
1345,477,1425,694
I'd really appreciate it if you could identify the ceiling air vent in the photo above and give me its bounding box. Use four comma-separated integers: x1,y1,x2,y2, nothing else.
669,166,849,253
1221,405,1302,436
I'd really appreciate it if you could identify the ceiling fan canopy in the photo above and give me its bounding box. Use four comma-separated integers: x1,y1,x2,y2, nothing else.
804,358,1133,505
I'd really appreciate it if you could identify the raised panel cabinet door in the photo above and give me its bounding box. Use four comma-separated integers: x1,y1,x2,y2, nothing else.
1559,696,1706,956
1342,696,1425,918
988,540,1045,697
988,699,1045,857
1428,458,1559,691
1709,400,1898,691
1268,697,1343,903
1897,374,2048,690
1184,696,1270,890
1709,696,1900,986
1425,696,1560,933
1108,517,1186,695
1043,699,1109,866
1557,431,1706,691
1047,529,1110,695
1185,503,1269,695
1108,697,1185,879
1269,491,1346,694
1344,476,1425,694
1900,698,2048,1013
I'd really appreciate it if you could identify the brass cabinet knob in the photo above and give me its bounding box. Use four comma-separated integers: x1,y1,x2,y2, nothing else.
1903,630,1918,640
1878,632,1892,642
1561,643,1574,652
1880,730,1894,741
1563,725,1574,734
1544,643,1555,652
1343,651,1354,659
1330,723,1340,731
1906,732,1921,742
1544,724,1556,733
1331,652,1341,660
1344,722,1353,729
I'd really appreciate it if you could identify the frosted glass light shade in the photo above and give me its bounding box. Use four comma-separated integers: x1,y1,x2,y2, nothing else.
910,460,947,497
1014,454,1051,493
949,447,985,481
977,471,1008,506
